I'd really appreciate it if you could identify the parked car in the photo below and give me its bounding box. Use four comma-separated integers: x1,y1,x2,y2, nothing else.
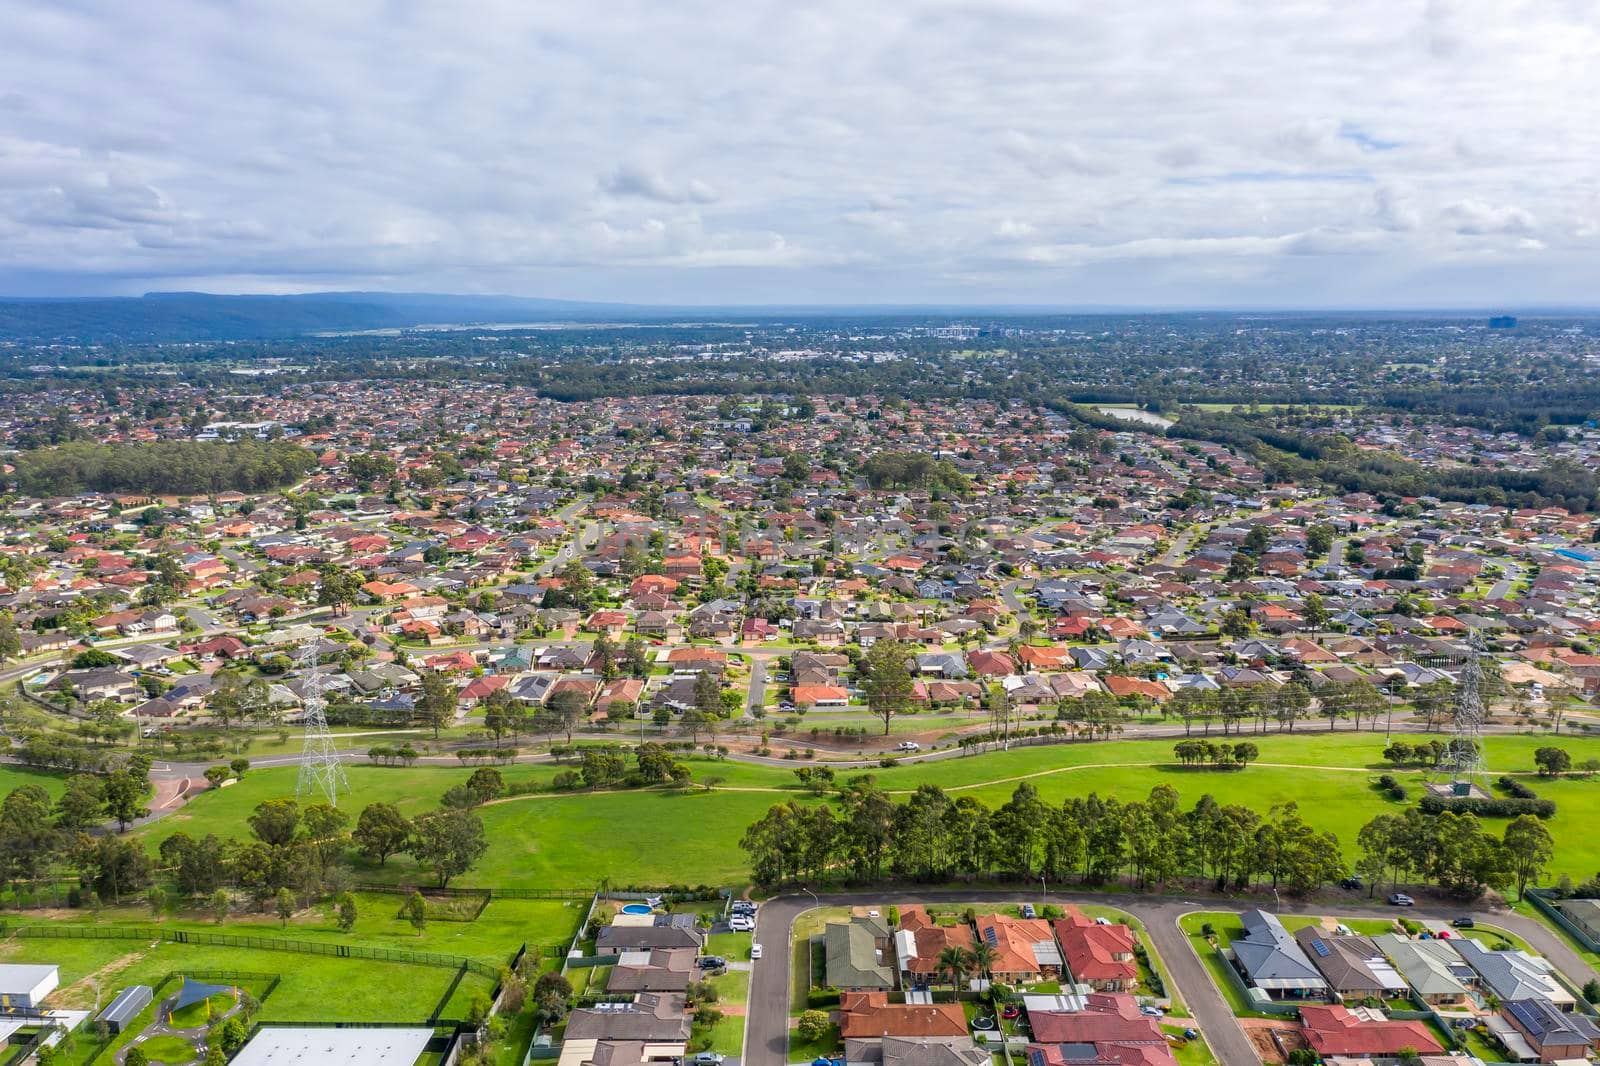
689,1054,726,1066
897,741,921,752
750,943,763,960
1339,876,1362,890
697,956,726,969
1388,893,1415,906
729,916,754,932
1141,1006,1164,1017
1021,904,1036,919
1451,917,1474,928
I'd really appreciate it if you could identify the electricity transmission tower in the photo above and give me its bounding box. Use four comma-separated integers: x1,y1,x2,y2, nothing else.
1431,630,1488,791
295,640,348,805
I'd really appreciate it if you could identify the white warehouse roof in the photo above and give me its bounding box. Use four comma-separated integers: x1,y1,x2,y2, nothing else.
230,1027,435,1066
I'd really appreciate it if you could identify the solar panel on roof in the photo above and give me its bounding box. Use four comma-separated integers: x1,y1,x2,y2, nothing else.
984,927,998,945
1310,939,1331,957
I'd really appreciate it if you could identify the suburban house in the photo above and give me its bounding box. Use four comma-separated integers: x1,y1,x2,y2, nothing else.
606,947,696,993
1372,935,1474,1008
1053,908,1137,992
1297,1004,1444,1058
1451,940,1575,1010
562,991,690,1046
1230,909,1329,1001
825,914,897,991
895,907,976,989
838,992,976,1065
974,914,1063,985
1498,998,1600,1063
1026,993,1177,1066
595,922,705,955
1292,928,1408,1002
871,1036,988,1066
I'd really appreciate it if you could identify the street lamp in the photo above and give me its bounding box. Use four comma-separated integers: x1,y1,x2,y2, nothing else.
1040,875,1047,906
803,886,820,909
1272,886,1281,914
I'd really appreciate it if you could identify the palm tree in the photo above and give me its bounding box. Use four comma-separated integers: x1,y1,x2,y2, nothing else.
968,941,998,983
936,946,969,998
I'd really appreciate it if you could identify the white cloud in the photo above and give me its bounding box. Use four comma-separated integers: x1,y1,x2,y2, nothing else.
0,0,1598,304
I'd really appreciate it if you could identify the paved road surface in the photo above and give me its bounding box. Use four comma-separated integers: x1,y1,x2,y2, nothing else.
746,656,767,718
742,887,1599,1066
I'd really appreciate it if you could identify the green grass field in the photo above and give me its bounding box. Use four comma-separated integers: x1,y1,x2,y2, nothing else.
122,730,1600,889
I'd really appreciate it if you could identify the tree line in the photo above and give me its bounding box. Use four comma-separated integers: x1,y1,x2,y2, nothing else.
8,439,316,496
742,776,1560,902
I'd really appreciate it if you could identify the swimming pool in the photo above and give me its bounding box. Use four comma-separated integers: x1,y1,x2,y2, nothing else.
620,903,654,915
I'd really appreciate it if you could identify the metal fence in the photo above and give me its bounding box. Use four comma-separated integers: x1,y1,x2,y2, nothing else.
1526,889,1600,954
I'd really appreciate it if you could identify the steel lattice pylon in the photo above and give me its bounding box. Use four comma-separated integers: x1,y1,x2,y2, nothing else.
295,640,348,805
1431,630,1488,789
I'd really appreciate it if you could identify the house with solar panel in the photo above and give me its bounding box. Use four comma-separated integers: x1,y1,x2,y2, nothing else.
1496,998,1600,1063
1228,910,1328,1002
1292,927,1408,1002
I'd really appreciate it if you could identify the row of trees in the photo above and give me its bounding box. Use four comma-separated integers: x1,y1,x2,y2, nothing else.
1164,680,1388,736
744,776,1559,902
742,780,1345,893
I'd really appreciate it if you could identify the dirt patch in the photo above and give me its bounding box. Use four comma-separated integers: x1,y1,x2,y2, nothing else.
1244,1024,1305,1064
54,947,152,1009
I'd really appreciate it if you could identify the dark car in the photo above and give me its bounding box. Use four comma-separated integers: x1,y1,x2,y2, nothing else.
1451,917,1474,928
1339,876,1362,890
697,956,726,969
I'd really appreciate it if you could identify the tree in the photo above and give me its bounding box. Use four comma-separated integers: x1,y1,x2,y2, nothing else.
547,688,586,744
797,1009,830,1041
481,689,520,749
248,799,301,847
1221,607,1251,638
532,971,573,1025
1534,747,1571,777
1303,593,1328,632
204,765,231,789
102,767,150,832
353,803,412,866
0,614,20,664
275,886,296,927
125,1049,149,1066
210,888,230,923
861,639,913,735
302,802,349,873
1503,815,1554,900
403,889,428,934
417,672,459,739
54,774,105,832
336,891,358,932
410,808,488,887
936,946,971,996
465,767,506,803
81,835,152,903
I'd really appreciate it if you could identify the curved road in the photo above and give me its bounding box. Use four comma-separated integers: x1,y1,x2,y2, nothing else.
745,887,1598,1066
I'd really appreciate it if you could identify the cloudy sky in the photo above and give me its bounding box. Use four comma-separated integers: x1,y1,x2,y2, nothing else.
2,0,1598,306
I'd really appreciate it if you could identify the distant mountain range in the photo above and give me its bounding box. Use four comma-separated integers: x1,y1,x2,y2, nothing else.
0,291,658,344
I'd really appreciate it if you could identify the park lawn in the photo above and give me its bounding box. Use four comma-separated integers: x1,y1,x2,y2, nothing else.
168,990,233,1027
0,765,69,803
133,731,1600,892
0,934,471,1022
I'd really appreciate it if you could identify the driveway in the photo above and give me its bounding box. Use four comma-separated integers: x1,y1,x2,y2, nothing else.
741,887,1599,1066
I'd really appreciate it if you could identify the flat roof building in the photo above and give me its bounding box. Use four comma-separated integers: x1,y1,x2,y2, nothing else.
0,965,59,1011
230,1026,435,1066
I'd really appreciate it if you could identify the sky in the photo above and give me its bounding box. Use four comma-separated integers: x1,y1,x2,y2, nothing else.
1,0,1598,307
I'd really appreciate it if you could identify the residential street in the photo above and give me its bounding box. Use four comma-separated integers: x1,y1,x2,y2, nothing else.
743,887,1599,1066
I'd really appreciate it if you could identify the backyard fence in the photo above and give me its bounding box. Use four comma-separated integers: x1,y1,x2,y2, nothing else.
1526,889,1600,954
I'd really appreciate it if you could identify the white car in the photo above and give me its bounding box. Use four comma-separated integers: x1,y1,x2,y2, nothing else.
750,943,763,960
897,741,921,752
729,916,754,932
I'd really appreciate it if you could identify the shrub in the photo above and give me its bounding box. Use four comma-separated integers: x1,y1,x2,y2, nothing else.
807,988,841,1008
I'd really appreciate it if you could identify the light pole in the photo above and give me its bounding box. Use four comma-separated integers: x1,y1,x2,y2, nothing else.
803,886,820,909
1040,875,1047,906
1272,886,1281,914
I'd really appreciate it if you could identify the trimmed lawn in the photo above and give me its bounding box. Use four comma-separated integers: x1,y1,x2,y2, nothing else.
137,1034,200,1064
1177,912,1275,1019
1165,1026,1220,1066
